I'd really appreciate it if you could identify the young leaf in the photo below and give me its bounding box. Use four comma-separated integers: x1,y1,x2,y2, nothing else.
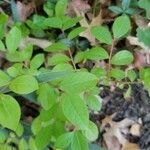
136,27,150,47
112,15,131,38
111,50,133,65
55,132,73,149
86,95,102,111
91,67,106,78
122,0,131,10
60,71,98,93
0,40,5,51
0,94,21,131
71,131,88,150
109,6,123,14
110,68,125,80
74,51,85,63
44,17,62,28
48,54,70,66
9,75,39,94
37,83,56,110
85,47,109,60
45,42,69,52
19,138,29,150
0,71,11,87
138,0,150,19
55,0,68,17
127,70,137,81
35,125,52,149
68,27,86,40
30,54,44,69
91,26,112,45
61,93,89,130
83,121,98,142
6,26,22,52
52,63,73,71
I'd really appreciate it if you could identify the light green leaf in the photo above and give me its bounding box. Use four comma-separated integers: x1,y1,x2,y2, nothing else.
0,94,21,131
62,16,83,30
71,131,88,150
137,27,150,47
9,75,39,94
0,71,11,87
110,68,125,80
48,54,70,66
55,132,73,149
35,125,52,149
55,0,68,17
37,83,56,110
6,44,33,62
52,63,73,71
68,27,86,40
127,70,137,81
91,26,112,45
29,137,38,150
111,50,133,65
19,138,29,150
86,95,102,111
112,15,131,38
91,67,106,78
83,121,98,142
85,47,109,60
6,27,22,52
0,40,5,51
60,71,98,93
45,42,69,52
138,0,150,19
61,93,89,129
30,54,44,69
44,17,62,28
74,51,85,63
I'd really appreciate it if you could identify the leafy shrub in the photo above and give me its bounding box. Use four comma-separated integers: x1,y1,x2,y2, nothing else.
0,0,150,149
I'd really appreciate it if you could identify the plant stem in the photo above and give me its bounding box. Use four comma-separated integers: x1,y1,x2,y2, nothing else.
68,48,77,70
108,39,115,70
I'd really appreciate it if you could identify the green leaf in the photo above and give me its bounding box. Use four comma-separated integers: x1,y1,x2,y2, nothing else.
0,40,5,51
6,44,33,62
111,50,133,65
48,54,70,66
138,0,150,19
0,13,8,39
45,42,69,52
127,70,137,81
55,132,73,149
35,125,52,149
44,17,62,28
37,83,56,110
6,26,22,52
91,26,112,45
110,68,125,80
0,71,11,87
52,63,73,71
19,138,29,150
112,15,131,38
60,71,98,93
0,94,21,131
68,27,86,40
85,47,109,60
9,75,39,94
61,93,89,129
74,51,85,63
55,0,68,17
109,6,123,14
91,67,106,78
83,121,98,142
62,16,83,30
29,137,38,150
71,131,88,150
30,54,44,69
43,1,54,17
122,0,131,10
137,27,150,47
86,95,102,111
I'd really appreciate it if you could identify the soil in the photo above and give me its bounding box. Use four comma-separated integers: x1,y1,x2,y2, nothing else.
90,84,150,150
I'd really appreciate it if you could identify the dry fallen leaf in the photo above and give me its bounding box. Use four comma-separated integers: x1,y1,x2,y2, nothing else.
130,123,141,136
17,1,35,22
101,115,137,150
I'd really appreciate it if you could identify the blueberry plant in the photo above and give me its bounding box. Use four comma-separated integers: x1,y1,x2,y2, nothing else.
0,0,150,149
